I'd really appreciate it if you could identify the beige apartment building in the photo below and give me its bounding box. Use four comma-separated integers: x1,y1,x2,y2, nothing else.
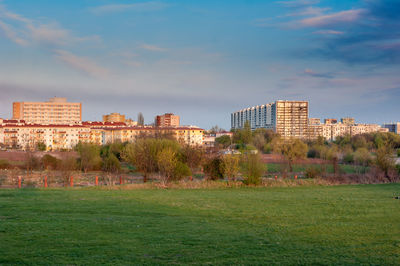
13,97,82,124
102,113,126,123
155,113,180,127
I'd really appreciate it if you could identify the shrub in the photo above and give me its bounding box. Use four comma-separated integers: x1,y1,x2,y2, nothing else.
102,153,120,173
173,162,192,180
397,149,400,157
203,157,224,180
41,154,59,170
241,153,265,185
0,159,10,169
343,153,354,164
305,167,321,179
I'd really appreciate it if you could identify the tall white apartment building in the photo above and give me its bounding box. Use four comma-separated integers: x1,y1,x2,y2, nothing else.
231,100,308,138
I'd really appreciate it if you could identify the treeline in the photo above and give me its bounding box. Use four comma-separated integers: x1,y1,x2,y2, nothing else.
221,121,400,181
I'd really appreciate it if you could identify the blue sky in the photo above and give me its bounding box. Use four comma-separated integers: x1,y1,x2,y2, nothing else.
0,0,399,129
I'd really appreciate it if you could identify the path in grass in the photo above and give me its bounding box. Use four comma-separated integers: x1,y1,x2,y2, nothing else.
0,184,399,264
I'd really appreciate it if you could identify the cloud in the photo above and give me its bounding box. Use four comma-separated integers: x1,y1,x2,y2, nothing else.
303,69,333,78
0,4,100,47
54,50,109,78
140,43,167,52
299,9,365,27
90,1,168,15
0,20,28,45
313,30,344,35
277,0,319,8
278,0,400,64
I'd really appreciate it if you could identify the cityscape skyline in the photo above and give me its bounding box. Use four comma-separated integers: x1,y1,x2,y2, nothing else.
0,0,399,129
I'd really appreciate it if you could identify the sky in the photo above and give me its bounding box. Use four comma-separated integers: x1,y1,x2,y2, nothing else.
0,0,399,129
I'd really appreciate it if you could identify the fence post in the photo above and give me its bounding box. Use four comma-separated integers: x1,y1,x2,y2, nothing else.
18,176,22,188
119,176,122,185
294,175,298,180
44,176,48,188
95,176,98,186
70,176,73,187
274,175,277,180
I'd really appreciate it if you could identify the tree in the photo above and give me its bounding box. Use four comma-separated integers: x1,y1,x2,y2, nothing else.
137,112,144,126
209,125,224,134
102,153,121,174
203,156,224,180
252,133,265,152
36,142,46,151
76,143,102,172
241,153,265,185
58,155,78,186
375,146,396,181
157,147,178,185
232,121,252,145
222,154,240,182
275,139,308,172
181,145,204,178
215,135,231,149
41,154,59,170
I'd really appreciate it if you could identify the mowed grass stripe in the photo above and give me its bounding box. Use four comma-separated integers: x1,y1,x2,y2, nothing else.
0,184,399,265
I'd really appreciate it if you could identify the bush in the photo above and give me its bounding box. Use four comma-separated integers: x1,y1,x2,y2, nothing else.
343,153,354,164
41,154,59,170
203,157,224,180
173,162,192,180
305,167,321,179
241,154,265,185
0,159,10,169
397,149,400,157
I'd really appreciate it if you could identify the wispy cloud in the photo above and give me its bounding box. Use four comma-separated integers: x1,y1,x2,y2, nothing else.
0,20,28,45
313,30,344,35
303,68,333,78
299,9,365,27
90,1,168,15
140,43,167,52
277,0,319,8
54,50,109,78
0,4,100,47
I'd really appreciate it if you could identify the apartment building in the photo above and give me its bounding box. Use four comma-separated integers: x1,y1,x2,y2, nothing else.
102,113,126,123
231,100,308,138
307,119,388,141
0,119,204,150
100,126,204,146
12,97,82,124
155,113,180,127
383,122,400,135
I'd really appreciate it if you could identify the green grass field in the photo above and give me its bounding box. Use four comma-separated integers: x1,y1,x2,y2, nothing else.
0,184,399,265
266,163,369,174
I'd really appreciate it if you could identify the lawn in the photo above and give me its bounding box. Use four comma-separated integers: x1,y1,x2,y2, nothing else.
0,184,399,264
266,163,369,174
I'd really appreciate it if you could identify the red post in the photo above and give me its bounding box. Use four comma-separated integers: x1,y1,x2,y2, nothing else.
70,176,73,187
119,176,122,185
295,175,298,180
275,175,277,180
44,176,48,188
18,176,22,188
95,176,98,186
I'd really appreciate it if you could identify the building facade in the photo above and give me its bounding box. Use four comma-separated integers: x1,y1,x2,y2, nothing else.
155,113,180,127
231,100,308,138
102,113,126,123
12,97,82,124
0,120,204,150
383,122,400,135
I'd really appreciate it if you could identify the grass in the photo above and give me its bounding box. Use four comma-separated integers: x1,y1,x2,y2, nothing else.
266,163,369,174
0,184,399,265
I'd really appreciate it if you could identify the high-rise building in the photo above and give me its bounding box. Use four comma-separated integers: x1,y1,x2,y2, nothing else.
341,117,355,125
12,97,81,124
155,113,180,127
383,122,400,134
231,100,308,138
103,113,126,123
